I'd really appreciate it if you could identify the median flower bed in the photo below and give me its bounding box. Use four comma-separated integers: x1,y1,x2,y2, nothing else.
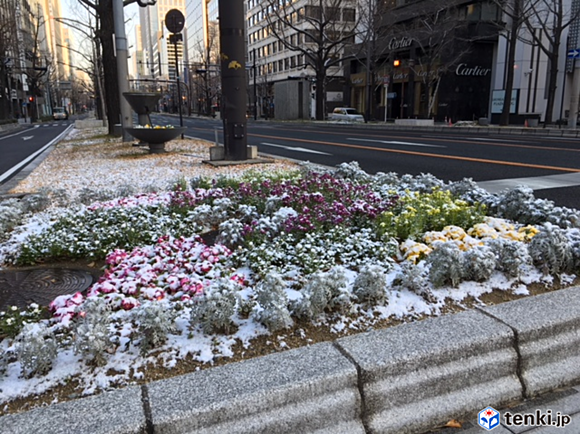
1,161,579,410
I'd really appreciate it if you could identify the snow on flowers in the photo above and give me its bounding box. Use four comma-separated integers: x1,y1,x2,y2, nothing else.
1,162,579,405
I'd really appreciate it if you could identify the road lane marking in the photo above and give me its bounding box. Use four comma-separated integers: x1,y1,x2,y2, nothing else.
252,133,580,173
261,142,332,155
348,138,445,148
0,125,74,183
22,136,33,141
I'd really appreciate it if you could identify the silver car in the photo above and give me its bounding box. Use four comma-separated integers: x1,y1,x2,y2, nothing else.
53,107,68,120
329,107,365,122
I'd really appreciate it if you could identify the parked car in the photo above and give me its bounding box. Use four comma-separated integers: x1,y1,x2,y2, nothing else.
53,107,68,120
329,107,365,122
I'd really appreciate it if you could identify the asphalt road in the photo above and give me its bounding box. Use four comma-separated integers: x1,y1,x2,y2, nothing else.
153,114,580,209
0,121,73,185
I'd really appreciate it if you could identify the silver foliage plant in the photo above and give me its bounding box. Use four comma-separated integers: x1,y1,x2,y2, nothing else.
191,278,239,334
393,262,434,301
134,300,176,354
72,298,112,366
16,322,57,377
462,245,497,282
427,242,465,288
353,264,388,305
486,238,533,278
252,273,293,332
529,223,575,275
0,198,24,235
293,267,351,319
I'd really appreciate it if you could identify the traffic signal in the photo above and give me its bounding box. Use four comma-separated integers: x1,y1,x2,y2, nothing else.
28,96,34,103
393,59,401,67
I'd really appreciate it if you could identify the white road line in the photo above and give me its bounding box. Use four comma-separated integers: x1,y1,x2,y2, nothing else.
261,142,332,155
22,136,33,141
347,138,446,148
0,124,74,183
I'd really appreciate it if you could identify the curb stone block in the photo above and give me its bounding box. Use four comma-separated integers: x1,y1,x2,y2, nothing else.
147,341,363,434
483,286,580,396
0,386,145,434
336,310,522,434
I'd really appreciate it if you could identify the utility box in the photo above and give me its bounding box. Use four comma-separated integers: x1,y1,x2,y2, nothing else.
274,79,310,120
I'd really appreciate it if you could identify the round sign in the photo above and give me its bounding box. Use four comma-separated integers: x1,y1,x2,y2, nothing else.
165,9,185,34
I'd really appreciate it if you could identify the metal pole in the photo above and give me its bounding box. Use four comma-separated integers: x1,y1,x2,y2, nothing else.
253,48,257,121
113,0,133,141
567,59,579,128
218,0,248,160
173,37,184,137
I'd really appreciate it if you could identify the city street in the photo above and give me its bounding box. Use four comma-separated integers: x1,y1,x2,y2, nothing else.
0,122,73,185
153,114,580,209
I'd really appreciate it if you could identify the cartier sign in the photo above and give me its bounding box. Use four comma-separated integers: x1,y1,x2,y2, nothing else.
388,36,413,50
455,63,491,76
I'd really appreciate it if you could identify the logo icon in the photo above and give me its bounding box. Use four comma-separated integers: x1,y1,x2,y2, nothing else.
478,407,500,430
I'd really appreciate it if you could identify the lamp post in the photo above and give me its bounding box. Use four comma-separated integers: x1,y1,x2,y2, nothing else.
408,57,415,118
113,0,133,141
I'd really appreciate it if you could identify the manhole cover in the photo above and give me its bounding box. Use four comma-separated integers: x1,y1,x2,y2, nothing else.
0,269,94,310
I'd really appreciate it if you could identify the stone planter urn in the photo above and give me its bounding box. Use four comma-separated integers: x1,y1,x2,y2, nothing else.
124,126,187,154
123,92,185,153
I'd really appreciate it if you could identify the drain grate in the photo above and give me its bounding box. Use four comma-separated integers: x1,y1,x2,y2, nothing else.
0,269,94,310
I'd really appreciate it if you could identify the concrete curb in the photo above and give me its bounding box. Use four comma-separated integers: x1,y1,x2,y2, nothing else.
336,310,522,434
482,288,580,398
1,287,580,433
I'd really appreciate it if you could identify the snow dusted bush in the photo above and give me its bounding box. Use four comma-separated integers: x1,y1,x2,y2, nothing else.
21,191,51,213
134,300,176,354
253,273,293,332
446,178,491,204
0,198,24,236
16,322,57,377
462,245,496,282
393,262,434,301
72,298,112,366
529,223,575,275
293,267,351,318
191,278,239,334
398,173,445,193
115,184,136,199
428,242,464,287
45,187,70,207
217,218,245,246
78,187,115,205
334,161,372,183
353,265,388,305
491,187,579,229
486,238,532,278
567,229,580,269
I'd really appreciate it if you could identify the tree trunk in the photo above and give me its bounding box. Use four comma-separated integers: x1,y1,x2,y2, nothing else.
315,71,325,120
544,42,560,125
500,0,521,126
97,0,120,135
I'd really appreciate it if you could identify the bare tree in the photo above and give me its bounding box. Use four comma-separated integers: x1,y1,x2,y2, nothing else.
190,22,220,116
264,0,360,120
76,0,155,134
0,0,19,119
520,0,580,124
495,0,579,125
401,0,474,118
56,13,105,122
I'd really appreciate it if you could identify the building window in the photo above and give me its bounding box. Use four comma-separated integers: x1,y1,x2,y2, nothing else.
343,8,355,22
